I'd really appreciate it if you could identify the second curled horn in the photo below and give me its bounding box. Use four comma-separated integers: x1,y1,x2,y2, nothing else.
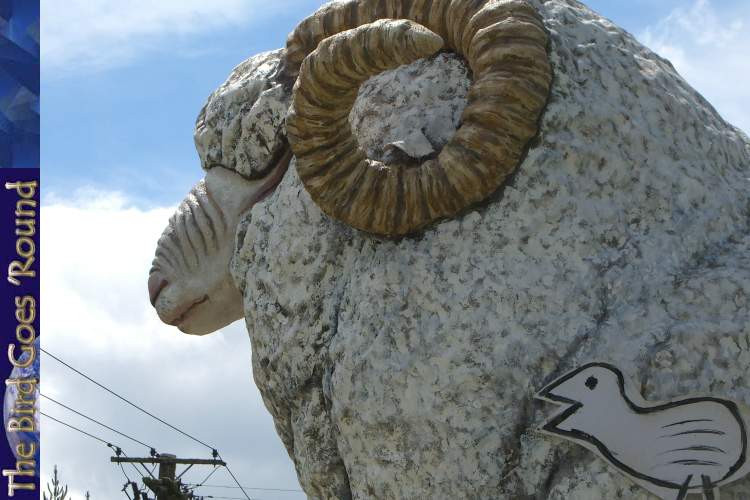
284,0,552,237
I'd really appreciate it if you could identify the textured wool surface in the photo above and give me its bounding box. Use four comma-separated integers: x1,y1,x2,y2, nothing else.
194,49,289,179
218,0,750,498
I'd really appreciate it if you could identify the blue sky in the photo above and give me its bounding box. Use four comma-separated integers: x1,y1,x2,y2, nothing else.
39,1,750,498
42,0,325,204
43,0,750,207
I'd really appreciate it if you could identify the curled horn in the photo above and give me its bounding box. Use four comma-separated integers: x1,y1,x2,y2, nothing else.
284,0,552,236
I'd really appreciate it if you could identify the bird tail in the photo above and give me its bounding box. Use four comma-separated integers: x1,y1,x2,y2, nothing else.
730,400,750,483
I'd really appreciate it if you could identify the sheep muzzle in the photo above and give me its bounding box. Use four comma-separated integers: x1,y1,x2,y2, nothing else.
148,154,291,335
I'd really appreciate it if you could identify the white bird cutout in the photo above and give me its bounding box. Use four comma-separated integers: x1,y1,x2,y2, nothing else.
536,363,750,500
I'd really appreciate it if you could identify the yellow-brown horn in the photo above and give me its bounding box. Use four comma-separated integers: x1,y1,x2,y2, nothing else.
285,0,552,236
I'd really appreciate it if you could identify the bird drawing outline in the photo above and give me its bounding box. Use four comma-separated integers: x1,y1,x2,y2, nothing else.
536,363,750,500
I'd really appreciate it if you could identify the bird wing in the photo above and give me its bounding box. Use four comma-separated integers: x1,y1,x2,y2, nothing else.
633,400,745,488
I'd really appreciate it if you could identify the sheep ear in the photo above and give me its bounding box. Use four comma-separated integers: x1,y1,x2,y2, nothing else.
203,167,259,216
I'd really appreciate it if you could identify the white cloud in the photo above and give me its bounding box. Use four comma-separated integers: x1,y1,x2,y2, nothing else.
40,190,302,499
41,0,256,73
639,0,750,133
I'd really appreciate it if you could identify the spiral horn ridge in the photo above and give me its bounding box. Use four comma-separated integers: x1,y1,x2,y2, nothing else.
285,0,552,237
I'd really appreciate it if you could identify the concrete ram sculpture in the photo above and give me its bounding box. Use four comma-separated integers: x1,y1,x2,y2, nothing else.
149,0,551,333
149,0,750,498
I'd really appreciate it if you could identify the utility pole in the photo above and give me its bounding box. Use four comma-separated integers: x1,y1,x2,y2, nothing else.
111,454,225,500
130,481,143,500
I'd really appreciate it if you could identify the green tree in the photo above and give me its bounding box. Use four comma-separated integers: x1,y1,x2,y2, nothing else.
43,465,69,500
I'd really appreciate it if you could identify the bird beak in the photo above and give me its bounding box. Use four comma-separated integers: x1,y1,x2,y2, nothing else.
535,376,576,405
535,377,584,436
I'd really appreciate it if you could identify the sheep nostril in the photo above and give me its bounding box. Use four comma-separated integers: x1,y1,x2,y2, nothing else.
148,273,169,306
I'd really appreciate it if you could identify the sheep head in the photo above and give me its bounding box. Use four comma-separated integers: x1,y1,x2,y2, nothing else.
149,51,292,335
148,162,289,335
149,0,552,333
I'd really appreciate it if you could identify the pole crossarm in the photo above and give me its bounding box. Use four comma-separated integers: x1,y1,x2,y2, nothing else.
111,457,226,467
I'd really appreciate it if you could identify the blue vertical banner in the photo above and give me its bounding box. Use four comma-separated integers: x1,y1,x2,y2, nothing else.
0,171,39,498
0,0,39,498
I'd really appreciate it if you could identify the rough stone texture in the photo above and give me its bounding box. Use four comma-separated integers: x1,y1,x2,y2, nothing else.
194,49,289,179
230,0,750,498
351,52,469,163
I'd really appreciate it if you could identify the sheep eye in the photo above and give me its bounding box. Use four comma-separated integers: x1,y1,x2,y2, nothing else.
585,376,598,390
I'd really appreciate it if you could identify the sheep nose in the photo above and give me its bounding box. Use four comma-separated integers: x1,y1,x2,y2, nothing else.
148,272,169,306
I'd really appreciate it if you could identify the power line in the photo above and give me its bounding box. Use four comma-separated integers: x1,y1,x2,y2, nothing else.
193,467,220,488
118,461,135,487
124,452,157,481
188,484,303,493
205,496,260,500
42,348,217,452
41,411,120,450
120,479,134,500
41,393,158,454
115,448,152,480
43,411,151,489
217,460,251,500
44,348,257,500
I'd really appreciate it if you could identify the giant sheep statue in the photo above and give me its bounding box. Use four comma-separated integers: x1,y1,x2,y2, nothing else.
149,0,750,498
149,0,551,334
